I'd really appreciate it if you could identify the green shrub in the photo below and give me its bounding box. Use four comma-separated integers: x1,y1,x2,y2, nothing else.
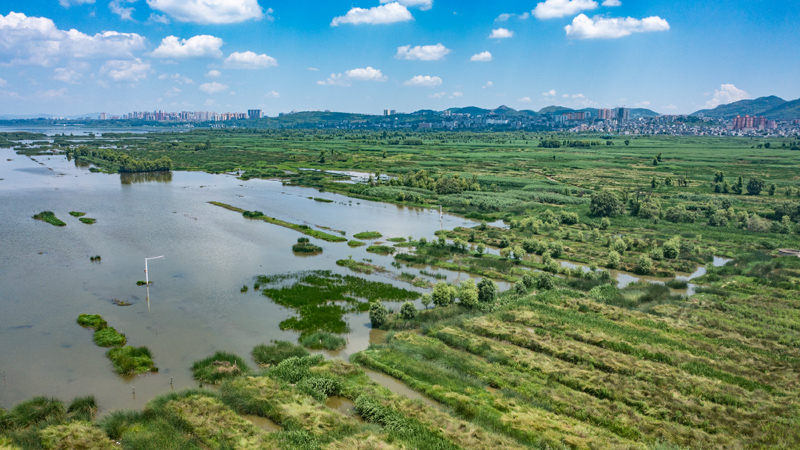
252,341,309,366
269,355,324,384
67,396,98,422
8,397,65,428
399,301,418,319
191,351,249,384
369,302,389,328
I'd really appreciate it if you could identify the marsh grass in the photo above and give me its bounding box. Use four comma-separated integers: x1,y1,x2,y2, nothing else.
347,240,366,247
32,211,65,227
106,346,157,376
76,314,107,331
366,245,394,255
336,258,383,274
66,396,97,422
293,237,323,254
353,231,382,240
39,421,117,450
191,351,250,384
209,201,347,242
252,341,309,367
78,218,96,224
69,211,86,217
299,331,346,351
93,327,126,347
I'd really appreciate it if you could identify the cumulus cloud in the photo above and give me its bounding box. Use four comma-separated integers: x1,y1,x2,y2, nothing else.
451,91,463,97
53,67,84,83
543,89,557,97
109,0,137,20
566,14,670,39
470,51,492,62
147,13,171,24
489,28,514,39
158,73,193,84
518,96,532,103
165,87,181,96
199,81,228,94
496,12,529,21
403,75,442,87
428,91,446,99
101,58,151,82
318,67,387,86
265,90,279,98
59,0,95,7
533,0,598,19
396,43,450,61
224,51,278,69
152,35,223,58
703,84,749,109
0,12,146,66
206,69,221,77
602,0,622,6
331,3,413,26
379,0,432,10
146,0,264,24
634,100,650,108
483,81,493,89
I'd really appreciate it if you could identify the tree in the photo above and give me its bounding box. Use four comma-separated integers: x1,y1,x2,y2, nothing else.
607,250,621,269
637,254,654,275
513,281,527,295
657,152,662,162
746,177,765,196
477,278,497,303
458,279,479,309
432,282,457,307
769,184,777,196
611,237,628,254
590,191,625,217
662,237,680,259
400,301,418,319
624,140,630,146
475,243,485,255
535,272,554,290
421,293,432,310
732,176,744,195
652,157,658,166
369,302,389,328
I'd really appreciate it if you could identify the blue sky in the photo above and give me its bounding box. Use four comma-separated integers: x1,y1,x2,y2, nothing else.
1,0,798,117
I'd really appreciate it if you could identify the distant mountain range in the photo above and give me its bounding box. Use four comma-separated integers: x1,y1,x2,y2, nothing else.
0,113,101,120
443,105,660,119
692,96,800,120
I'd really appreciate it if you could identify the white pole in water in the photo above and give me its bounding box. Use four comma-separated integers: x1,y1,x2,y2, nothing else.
145,256,164,286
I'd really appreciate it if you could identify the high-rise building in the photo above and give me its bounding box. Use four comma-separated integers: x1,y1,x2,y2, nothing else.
616,107,630,123
248,109,262,120
100,112,107,120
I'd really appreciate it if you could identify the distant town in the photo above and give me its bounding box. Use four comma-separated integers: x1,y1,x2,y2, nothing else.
6,101,800,138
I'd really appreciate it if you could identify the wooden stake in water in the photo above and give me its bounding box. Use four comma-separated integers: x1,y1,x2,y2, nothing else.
144,256,164,286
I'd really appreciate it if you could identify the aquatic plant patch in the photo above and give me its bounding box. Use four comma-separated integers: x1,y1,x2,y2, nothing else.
191,351,251,385
32,211,65,227
252,341,310,367
106,346,157,376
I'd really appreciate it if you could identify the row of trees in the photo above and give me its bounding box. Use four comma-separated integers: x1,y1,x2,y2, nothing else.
66,147,172,173
370,169,480,195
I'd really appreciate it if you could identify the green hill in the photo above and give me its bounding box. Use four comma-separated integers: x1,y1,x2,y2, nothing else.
691,96,787,119
761,98,800,120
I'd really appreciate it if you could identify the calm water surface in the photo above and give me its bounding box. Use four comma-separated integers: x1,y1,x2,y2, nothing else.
0,147,473,413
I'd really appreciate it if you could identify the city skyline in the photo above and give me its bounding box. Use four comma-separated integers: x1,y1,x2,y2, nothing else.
1,1,799,117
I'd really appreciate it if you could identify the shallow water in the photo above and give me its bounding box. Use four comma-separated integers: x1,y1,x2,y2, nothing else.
0,147,473,413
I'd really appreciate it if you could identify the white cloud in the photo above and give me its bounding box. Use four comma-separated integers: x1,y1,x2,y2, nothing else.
318,67,387,86
34,88,68,100
265,90,279,98
101,58,151,82
470,51,492,62
158,73,193,84
396,43,450,61
543,89,556,97
451,91,463,97
0,77,7,87
0,12,146,66
109,0,137,20
224,51,278,69
566,14,670,39
602,0,622,6
206,69,221,77
53,67,83,83
152,35,223,59
703,84,749,109
331,3,413,26
165,87,181,96
488,28,514,39
634,100,650,108
147,13,170,24
307,67,319,71
518,96,532,103
662,104,678,110
428,91,446,99
483,81,493,89
496,12,529,21
379,0,432,11
146,0,264,24
199,81,228,94
59,0,95,7
404,75,442,87
533,0,598,19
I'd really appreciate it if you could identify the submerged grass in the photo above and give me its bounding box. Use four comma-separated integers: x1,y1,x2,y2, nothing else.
209,201,347,242
191,351,250,385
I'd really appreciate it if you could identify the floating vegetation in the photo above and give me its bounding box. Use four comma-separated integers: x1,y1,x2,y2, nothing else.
69,211,86,217
106,346,158,376
112,298,131,307
292,237,323,254
89,255,101,262
336,258,384,275
32,211,66,227
252,341,309,367
353,231,382,240
257,271,419,335
79,217,96,224
399,272,431,288
386,237,407,243
419,269,448,280
192,351,251,385
299,331,347,351
366,245,394,255
209,201,347,242
136,280,152,286
240,285,249,293
347,240,366,247
665,279,689,289
77,314,107,330
313,197,334,203
93,327,127,347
